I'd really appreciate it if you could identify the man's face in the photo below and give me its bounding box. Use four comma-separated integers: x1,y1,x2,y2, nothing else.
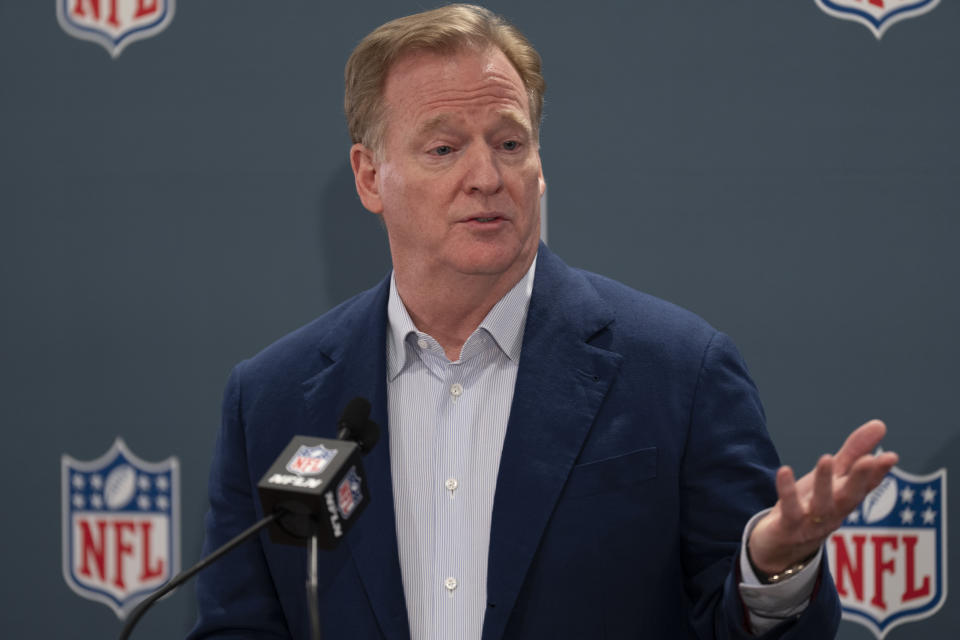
352,46,545,283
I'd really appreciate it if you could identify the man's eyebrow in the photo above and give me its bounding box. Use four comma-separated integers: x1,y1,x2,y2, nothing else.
416,114,456,136
494,110,533,135
415,110,533,137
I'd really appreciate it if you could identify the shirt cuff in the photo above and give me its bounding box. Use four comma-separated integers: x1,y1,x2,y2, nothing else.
738,509,822,636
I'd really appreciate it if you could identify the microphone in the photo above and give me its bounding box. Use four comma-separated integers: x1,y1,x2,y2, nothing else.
257,397,380,640
257,397,379,548
337,397,379,452
117,398,379,640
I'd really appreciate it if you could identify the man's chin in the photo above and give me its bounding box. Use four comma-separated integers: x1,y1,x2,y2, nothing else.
447,244,535,278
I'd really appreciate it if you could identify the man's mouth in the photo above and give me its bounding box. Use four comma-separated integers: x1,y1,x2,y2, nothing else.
465,213,506,223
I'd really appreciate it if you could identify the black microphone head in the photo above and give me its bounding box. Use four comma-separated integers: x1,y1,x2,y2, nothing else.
337,397,380,454
340,397,371,424
354,418,380,453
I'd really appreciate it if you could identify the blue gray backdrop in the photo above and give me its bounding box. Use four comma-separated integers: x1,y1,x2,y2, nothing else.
1,1,956,638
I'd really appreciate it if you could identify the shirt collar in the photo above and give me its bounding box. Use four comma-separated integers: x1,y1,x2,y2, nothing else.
386,256,537,380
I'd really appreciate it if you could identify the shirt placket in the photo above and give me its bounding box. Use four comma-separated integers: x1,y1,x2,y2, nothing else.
434,357,467,638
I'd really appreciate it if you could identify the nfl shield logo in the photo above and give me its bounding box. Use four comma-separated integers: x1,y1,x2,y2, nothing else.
815,0,941,39
286,444,338,477
61,438,180,619
56,0,176,58
337,467,363,519
827,464,947,638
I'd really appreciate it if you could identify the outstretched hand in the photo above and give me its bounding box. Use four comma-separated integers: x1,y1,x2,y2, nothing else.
747,420,899,575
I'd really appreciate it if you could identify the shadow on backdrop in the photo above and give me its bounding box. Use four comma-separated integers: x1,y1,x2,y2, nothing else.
319,162,393,305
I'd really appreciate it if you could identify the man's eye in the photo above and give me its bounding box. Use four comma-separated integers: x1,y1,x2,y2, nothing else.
502,140,520,151
432,145,453,156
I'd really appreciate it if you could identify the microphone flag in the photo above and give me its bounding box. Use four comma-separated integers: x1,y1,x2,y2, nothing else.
257,436,370,548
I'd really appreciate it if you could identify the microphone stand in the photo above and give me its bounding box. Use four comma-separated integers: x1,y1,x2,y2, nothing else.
117,512,281,640
307,532,323,640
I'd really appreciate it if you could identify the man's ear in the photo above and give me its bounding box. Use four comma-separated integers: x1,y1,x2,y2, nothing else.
350,143,383,214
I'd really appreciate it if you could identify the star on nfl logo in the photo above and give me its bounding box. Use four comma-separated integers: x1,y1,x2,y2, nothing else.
286,444,338,477
56,0,176,58
61,438,180,619
337,467,364,519
815,0,940,39
827,464,947,638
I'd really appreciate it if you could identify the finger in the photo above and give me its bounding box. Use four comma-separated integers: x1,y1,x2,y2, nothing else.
833,420,887,475
834,457,878,512
809,455,834,523
776,466,804,523
862,451,899,492
835,452,899,512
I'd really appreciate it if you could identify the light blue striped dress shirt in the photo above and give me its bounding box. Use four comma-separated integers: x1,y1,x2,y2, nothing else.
386,259,536,640
385,257,816,639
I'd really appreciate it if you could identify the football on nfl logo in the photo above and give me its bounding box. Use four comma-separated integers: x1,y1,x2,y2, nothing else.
827,463,947,638
815,0,940,39
56,0,176,58
286,444,338,477
62,438,180,619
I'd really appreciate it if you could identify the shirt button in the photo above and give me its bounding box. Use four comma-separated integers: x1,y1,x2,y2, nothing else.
417,338,428,349
445,478,459,492
450,383,463,398
444,577,458,592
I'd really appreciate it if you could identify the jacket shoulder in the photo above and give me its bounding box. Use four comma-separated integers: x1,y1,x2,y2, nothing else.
578,269,719,357
236,277,389,385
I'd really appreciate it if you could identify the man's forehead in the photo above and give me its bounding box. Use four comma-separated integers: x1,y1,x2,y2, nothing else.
383,47,530,115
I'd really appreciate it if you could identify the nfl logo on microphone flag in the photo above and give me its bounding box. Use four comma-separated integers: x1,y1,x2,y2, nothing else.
62,438,180,619
286,444,338,477
337,467,364,519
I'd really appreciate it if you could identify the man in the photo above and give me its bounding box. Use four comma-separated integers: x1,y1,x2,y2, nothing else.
190,5,897,639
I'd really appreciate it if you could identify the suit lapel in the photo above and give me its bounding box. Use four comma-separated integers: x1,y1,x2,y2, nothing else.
301,279,411,640
482,247,624,640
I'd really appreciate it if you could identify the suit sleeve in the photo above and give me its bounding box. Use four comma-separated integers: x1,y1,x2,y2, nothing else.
188,364,292,639
680,331,841,639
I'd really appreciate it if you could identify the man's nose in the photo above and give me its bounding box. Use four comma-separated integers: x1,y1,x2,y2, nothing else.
462,145,503,195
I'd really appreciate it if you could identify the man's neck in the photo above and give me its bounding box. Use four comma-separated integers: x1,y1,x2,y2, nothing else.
393,258,534,361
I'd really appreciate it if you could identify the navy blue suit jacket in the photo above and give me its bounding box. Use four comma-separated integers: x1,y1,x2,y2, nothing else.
190,245,841,639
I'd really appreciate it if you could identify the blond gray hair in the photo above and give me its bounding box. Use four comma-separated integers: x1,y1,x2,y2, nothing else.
344,4,545,153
